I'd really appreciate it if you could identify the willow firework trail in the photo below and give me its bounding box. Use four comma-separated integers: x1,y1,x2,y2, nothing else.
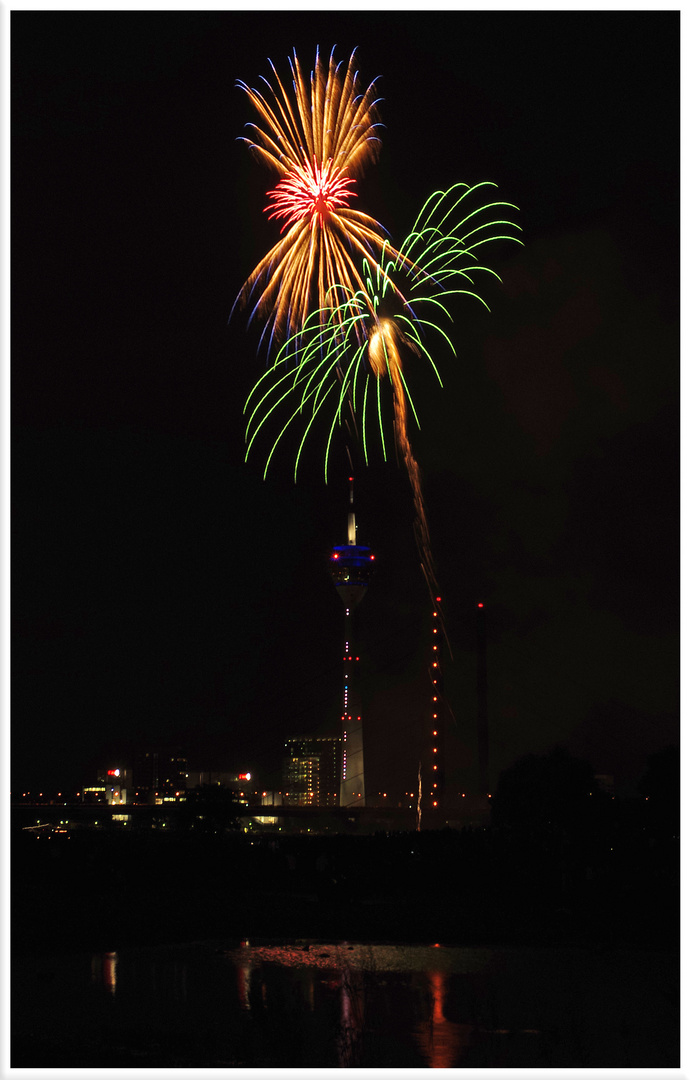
242,183,522,482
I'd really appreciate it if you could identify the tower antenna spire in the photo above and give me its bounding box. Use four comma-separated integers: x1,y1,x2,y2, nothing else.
348,474,356,545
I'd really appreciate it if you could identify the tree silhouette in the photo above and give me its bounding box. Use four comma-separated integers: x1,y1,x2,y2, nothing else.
638,744,679,838
492,745,601,831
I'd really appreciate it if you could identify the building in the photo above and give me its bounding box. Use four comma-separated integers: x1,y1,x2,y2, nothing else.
330,477,375,807
133,749,188,800
96,766,131,806
282,735,343,806
186,770,252,794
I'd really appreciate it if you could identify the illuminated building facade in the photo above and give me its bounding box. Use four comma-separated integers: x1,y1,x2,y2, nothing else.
330,478,375,807
97,766,130,806
283,735,342,806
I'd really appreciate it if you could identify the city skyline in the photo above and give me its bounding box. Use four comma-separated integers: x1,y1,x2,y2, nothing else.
11,10,678,799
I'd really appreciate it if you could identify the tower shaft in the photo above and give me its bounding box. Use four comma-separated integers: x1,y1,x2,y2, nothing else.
340,606,365,805
330,477,374,808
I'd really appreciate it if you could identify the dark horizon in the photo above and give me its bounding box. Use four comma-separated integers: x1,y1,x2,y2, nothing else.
11,10,679,800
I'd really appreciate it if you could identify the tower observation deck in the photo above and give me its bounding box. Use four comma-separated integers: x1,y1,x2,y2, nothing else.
330,477,375,807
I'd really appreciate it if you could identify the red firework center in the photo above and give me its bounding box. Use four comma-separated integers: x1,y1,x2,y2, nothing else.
266,157,356,230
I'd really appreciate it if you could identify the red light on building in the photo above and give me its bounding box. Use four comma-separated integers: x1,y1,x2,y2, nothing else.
477,602,484,608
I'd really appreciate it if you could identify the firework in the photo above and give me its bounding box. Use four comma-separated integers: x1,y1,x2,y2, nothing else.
243,182,522,481
233,47,408,353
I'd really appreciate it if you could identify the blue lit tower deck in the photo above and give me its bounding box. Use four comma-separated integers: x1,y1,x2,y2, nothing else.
330,478,375,807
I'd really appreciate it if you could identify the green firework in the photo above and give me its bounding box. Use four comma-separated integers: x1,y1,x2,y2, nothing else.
243,182,522,482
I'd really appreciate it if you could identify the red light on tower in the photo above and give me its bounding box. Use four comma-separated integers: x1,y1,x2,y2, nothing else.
477,602,484,608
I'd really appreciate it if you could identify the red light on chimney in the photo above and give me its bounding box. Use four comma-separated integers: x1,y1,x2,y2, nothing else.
478,602,484,608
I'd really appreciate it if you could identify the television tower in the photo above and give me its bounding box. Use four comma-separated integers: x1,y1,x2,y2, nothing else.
330,476,375,807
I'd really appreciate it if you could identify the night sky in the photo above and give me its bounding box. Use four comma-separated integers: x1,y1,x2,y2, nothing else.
11,10,679,798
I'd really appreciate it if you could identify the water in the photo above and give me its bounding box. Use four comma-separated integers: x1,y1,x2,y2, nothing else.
12,939,678,1068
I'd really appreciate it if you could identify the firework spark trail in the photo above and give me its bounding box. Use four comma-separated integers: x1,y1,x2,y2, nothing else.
368,318,439,602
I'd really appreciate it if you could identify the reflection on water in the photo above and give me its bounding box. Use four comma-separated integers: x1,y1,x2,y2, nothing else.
221,941,507,1067
415,968,474,1068
12,940,678,1068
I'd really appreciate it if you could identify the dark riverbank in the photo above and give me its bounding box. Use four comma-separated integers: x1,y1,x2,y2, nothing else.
12,823,679,956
